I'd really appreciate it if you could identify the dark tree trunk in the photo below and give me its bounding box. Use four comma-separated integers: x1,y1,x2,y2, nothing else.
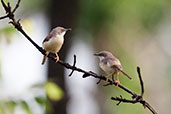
46,0,78,114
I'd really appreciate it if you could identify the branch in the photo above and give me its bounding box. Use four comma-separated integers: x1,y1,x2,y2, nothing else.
0,0,158,114
111,67,157,114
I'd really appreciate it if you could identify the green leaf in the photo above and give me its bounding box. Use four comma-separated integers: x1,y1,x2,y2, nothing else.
45,82,64,101
35,97,46,107
0,104,4,114
0,26,16,43
4,101,17,114
0,26,15,35
20,101,32,114
45,99,53,114
31,82,45,88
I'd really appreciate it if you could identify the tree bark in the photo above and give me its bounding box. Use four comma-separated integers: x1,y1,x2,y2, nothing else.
47,0,78,114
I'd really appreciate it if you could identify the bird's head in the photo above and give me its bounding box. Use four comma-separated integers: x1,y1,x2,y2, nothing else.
94,51,113,61
52,27,71,37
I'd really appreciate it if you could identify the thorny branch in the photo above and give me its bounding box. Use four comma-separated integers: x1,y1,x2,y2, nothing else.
0,0,157,114
111,67,157,114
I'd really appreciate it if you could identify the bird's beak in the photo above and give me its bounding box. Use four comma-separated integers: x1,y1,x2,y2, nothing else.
65,28,72,31
94,53,99,56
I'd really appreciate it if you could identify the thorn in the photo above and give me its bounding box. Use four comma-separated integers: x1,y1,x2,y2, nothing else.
17,19,21,23
96,79,101,84
82,73,90,78
116,101,122,106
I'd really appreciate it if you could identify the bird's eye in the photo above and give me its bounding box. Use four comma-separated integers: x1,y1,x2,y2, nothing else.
61,29,65,33
98,53,104,56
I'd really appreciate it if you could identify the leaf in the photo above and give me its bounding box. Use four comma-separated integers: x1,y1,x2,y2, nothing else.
45,82,64,101
35,97,46,107
20,101,32,114
0,26,16,43
21,19,33,34
45,99,53,114
0,105,4,114
31,82,44,88
4,101,17,114
0,26,15,35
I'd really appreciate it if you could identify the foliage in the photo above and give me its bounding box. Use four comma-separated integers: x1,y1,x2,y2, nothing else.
45,82,64,101
4,0,47,12
0,81,64,114
0,26,15,43
20,101,32,114
79,0,166,33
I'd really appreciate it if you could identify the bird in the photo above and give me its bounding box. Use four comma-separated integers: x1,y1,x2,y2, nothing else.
94,50,132,87
41,26,71,65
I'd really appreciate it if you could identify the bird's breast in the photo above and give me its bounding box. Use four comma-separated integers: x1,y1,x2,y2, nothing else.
43,36,64,53
99,62,115,74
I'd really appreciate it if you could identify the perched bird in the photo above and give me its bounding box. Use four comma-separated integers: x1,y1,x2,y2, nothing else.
42,27,71,65
94,51,132,86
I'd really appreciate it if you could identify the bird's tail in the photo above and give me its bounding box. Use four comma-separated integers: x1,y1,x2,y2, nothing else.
120,70,132,80
41,55,47,65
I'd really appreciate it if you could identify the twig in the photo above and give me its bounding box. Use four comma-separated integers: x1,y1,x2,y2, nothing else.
69,55,76,76
12,0,21,13
137,66,144,97
0,15,8,19
0,0,158,114
1,0,8,13
96,78,102,84
111,67,157,114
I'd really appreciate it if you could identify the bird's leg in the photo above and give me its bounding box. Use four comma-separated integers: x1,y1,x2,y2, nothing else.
41,51,49,65
46,51,49,56
112,72,116,81
105,72,115,82
55,53,59,62
116,72,120,87
105,75,109,82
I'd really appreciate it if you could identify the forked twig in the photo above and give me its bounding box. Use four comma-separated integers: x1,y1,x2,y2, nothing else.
111,67,157,114
69,55,76,76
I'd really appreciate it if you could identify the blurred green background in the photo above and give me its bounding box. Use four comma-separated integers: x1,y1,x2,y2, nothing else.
0,0,171,114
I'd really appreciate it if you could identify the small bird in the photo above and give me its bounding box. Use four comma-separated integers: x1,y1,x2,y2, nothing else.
94,51,132,86
42,27,71,65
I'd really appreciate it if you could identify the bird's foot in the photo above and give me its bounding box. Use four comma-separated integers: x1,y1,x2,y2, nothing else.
105,76,109,82
45,51,49,56
55,53,59,62
115,80,120,87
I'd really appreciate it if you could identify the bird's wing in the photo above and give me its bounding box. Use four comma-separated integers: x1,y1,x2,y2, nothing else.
111,64,122,70
120,70,132,80
43,29,57,43
108,57,122,68
111,65,132,80
42,33,53,43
